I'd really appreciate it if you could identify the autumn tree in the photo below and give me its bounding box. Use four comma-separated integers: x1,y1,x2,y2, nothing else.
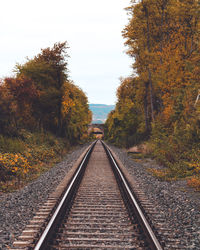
106,0,200,178
16,42,69,134
0,82,16,134
0,42,92,145
5,77,39,129
105,77,145,147
61,81,92,143
122,0,200,130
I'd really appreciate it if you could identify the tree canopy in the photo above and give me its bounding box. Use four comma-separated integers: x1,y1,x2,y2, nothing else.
105,0,200,182
0,42,91,144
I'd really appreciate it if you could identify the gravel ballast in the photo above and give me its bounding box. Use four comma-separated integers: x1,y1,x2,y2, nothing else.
109,144,200,249
1,142,199,249
0,143,90,249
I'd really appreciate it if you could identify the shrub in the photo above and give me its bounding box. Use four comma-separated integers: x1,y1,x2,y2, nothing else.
0,153,31,181
187,177,200,191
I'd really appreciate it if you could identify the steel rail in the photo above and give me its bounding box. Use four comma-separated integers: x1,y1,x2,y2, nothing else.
102,141,163,250
34,141,96,250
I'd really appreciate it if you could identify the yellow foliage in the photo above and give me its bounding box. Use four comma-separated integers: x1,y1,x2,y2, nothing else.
0,153,31,177
62,89,75,116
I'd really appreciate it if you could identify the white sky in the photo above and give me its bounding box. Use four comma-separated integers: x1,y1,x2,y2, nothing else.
1,0,132,105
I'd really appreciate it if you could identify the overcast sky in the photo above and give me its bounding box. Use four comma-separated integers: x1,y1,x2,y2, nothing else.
1,0,132,105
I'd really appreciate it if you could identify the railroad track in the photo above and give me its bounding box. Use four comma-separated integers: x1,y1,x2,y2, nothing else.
13,140,163,250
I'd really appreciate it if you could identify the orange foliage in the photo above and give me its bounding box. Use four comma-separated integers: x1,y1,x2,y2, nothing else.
187,177,200,191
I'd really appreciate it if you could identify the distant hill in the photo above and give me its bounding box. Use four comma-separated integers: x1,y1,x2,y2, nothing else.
89,104,115,124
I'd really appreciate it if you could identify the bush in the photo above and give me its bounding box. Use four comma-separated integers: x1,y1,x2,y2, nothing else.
0,153,31,181
150,121,200,179
0,131,70,189
187,176,200,191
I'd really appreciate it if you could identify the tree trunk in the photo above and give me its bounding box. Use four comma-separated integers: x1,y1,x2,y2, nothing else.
144,81,150,132
148,69,154,122
142,0,155,122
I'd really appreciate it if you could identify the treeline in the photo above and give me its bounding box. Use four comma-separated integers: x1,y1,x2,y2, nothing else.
105,0,200,185
0,42,91,187
0,42,91,142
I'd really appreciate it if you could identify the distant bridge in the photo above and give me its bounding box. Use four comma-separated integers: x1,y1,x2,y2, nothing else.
88,124,105,139
88,123,105,131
